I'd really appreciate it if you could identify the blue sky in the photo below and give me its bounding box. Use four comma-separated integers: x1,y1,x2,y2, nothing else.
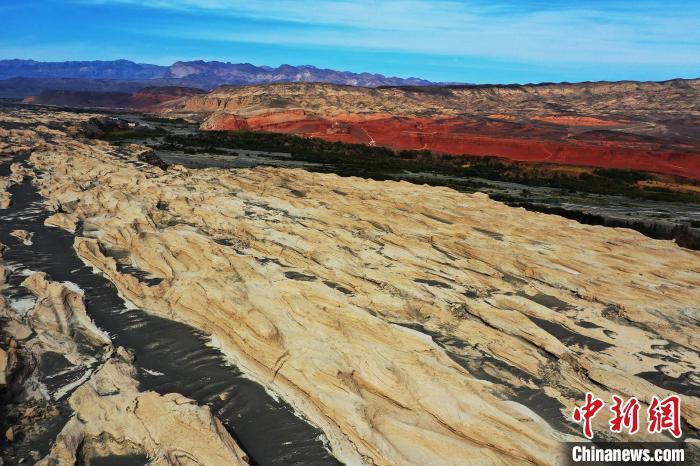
1,0,699,83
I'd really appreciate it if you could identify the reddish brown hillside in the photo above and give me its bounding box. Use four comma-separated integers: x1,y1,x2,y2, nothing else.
130,86,206,109
22,86,204,111
22,90,133,108
201,110,700,179
164,80,700,179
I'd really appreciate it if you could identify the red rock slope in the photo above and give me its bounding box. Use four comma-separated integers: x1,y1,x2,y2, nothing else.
166,81,700,179
201,109,700,179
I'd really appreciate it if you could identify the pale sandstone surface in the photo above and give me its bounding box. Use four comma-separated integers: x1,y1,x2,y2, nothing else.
44,212,78,233
0,245,17,391
0,162,34,209
0,179,10,208
0,346,8,387
0,267,249,465
10,229,33,245
0,167,249,465
37,356,249,466
1,109,699,464
22,272,111,347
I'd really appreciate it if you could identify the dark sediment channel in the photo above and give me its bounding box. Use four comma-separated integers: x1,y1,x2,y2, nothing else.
500,200,700,251
0,159,340,465
391,321,578,435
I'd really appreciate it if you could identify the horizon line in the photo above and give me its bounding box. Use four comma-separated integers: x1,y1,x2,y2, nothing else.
1,57,699,87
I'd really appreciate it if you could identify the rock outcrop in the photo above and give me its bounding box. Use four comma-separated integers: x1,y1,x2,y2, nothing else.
10,229,33,245
2,108,699,464
37,355,249,466
0,178,11,209
3,109,699,464
0,243,16,390
0,263,249,465
165,81,700,178
169,80,700,119
44,212,77,233
22,272,110,346
0,160,249,465
0,346,8,388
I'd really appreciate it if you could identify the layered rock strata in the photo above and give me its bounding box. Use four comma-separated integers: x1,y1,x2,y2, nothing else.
171,81,700,119
0,157,249,465
1,109,699,464
0,267,249,465
37,354,250,466
165,81,700,178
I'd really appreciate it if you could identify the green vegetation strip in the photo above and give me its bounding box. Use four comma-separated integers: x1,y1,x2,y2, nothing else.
105,127,700,204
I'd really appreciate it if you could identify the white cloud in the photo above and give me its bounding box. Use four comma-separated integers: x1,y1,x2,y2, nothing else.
75,0,700,66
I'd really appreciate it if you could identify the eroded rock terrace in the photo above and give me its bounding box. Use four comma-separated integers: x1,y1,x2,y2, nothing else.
1,108,699,465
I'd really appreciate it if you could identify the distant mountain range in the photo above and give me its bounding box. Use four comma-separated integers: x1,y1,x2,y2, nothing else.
0,59,434,98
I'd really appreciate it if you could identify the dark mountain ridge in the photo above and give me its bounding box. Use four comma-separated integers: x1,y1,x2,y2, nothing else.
0,59,166,80
0,77,172,99
0,59,433,98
